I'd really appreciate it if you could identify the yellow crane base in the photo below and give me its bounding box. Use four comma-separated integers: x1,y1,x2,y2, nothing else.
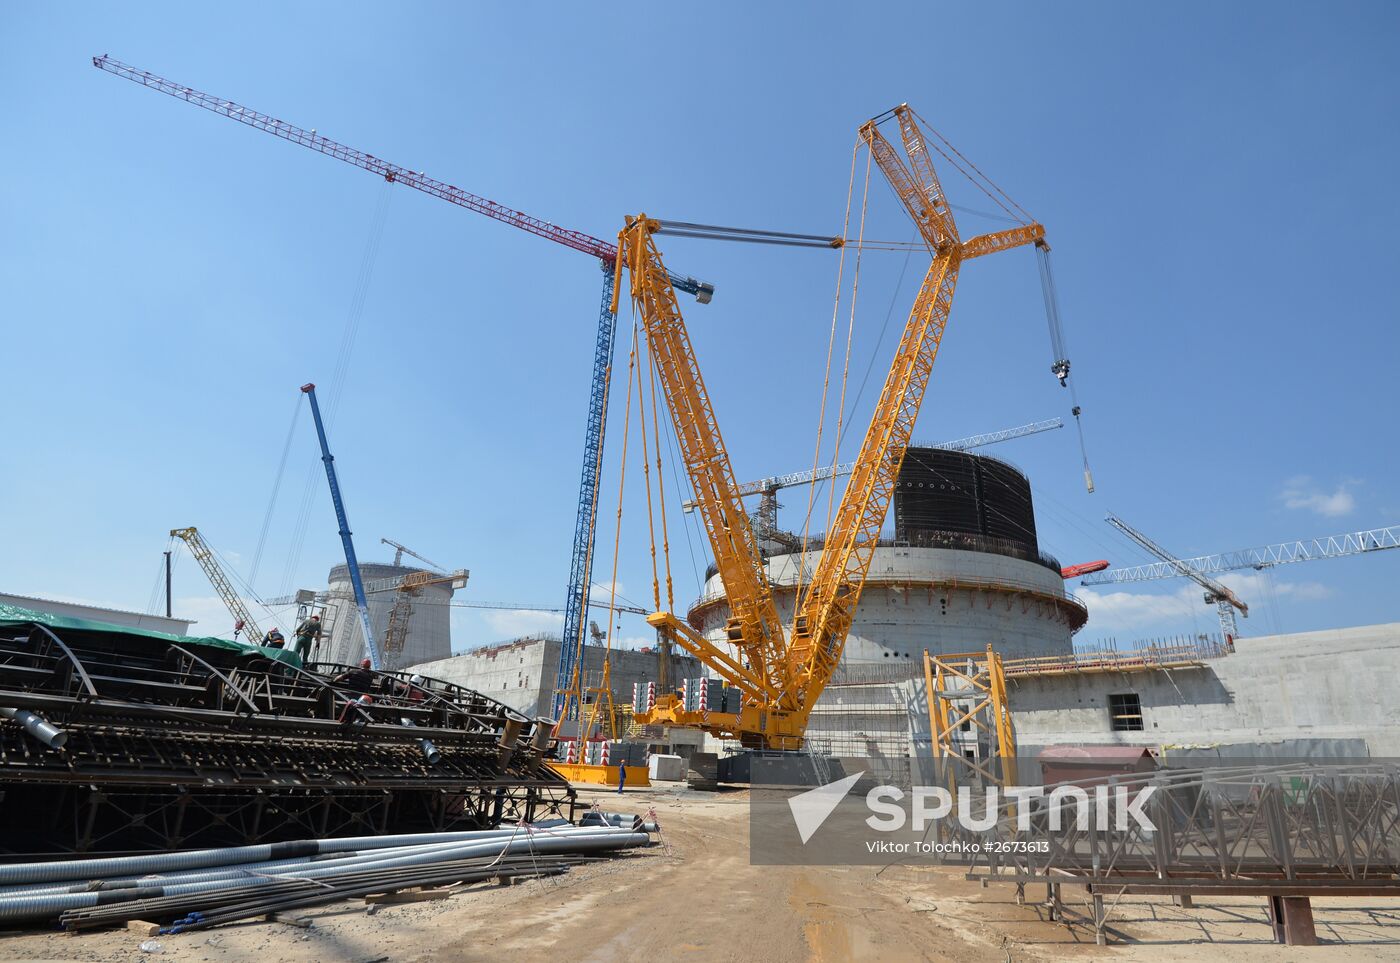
548,763,651,788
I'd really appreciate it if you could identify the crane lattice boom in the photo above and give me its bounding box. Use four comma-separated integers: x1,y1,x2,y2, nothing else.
91,54,707,722
169,527,263,642
1083,525,1399,584
1103,513,1248,639
91,56,713,299
379,537,447,573
621,105,1046,748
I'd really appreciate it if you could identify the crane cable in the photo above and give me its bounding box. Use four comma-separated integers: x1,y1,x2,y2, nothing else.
278,183,393,598
646,337,676,613
145,536,176,615
634,327,664,614
250,395,303,589
796,140,861,613
907,108,1094,495
909,107,1035,227
575,319,640,739
1035,245,1095,494
823,147,874,549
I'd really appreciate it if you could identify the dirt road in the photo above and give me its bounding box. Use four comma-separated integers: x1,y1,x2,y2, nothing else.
2,783,1397,962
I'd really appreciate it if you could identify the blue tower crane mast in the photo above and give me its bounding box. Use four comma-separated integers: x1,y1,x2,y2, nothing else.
554,268,618,721
301,383,382,670
91,56,714,715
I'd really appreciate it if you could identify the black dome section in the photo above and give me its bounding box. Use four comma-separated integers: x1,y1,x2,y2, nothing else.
894,448,1038,554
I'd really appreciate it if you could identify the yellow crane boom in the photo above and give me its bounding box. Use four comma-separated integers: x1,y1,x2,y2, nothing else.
170,527,265,643
620,105,1045,749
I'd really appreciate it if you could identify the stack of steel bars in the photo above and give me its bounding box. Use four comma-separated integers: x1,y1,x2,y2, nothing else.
0,823,652,932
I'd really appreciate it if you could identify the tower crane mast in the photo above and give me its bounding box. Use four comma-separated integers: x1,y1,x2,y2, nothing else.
169,527,263,643
1103,513,1248,639
92,54,713,722
615,105,1046,748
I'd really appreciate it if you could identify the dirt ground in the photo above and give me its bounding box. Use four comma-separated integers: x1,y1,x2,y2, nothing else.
2,783,1398,962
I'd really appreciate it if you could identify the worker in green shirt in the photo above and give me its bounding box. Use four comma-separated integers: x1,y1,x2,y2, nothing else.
293,614,323,659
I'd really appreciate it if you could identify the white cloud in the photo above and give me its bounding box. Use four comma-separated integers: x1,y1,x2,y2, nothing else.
612,634,658,652
1076,586,1197,631
588,580,634,605
171,594,312,641
1217,571,1332,603
1078,571,1331,636
1280,477,1357,518
174,595,247,639
482,609,564,638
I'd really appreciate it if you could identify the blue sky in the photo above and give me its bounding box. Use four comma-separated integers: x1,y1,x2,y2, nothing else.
2,3,1396,651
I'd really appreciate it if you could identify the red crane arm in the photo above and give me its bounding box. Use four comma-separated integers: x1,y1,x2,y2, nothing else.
92,55,617,262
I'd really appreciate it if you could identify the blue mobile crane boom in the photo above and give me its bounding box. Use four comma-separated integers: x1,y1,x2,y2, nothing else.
301,383,382,670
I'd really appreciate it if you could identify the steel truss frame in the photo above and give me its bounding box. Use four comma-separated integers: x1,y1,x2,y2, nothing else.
939,763,1400,943
950,763,1400,885
0,620,575,855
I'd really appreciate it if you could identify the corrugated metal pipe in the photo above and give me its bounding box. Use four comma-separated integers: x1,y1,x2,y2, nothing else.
0,707,68,750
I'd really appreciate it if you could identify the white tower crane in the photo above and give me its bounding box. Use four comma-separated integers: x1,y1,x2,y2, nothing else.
1101,514,1249,640
1081,524,1399,585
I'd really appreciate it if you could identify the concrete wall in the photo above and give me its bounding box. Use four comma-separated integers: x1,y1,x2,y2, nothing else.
0,591,195,636
799,623,1400,787
688,546,1082,664
1010,623,1400,758
322,563,454,670
410,637,555,718
407,637,706,721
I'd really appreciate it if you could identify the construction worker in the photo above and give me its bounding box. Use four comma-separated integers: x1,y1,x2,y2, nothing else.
292,614,323,659
617,763,627,795
334,658,374,693
262,627,286,649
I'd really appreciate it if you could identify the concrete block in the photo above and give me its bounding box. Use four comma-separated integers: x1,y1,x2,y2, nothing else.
649,753,684,781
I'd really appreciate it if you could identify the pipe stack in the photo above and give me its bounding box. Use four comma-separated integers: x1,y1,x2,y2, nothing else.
0,824,651,932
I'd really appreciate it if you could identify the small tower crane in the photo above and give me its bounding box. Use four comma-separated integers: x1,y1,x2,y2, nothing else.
1102,513,1249,639
379,537,447,573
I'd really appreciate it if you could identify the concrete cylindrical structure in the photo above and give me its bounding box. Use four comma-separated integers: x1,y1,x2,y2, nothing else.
322,563,454,670
688,451,1086,665
689,545,1085,664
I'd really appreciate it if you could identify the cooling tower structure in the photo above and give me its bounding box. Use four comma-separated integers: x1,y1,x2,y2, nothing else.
688,449,1087,665
321,562,455,671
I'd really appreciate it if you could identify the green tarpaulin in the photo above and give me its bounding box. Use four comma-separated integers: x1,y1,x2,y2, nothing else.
0,602,303,668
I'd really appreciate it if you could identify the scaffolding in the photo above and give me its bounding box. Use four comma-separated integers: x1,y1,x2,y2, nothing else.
923,646,1018,795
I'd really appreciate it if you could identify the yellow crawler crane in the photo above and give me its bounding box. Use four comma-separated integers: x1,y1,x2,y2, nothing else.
617,105,1045,749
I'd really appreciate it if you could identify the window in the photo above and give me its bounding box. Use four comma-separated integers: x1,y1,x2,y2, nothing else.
1108,692,1143,732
